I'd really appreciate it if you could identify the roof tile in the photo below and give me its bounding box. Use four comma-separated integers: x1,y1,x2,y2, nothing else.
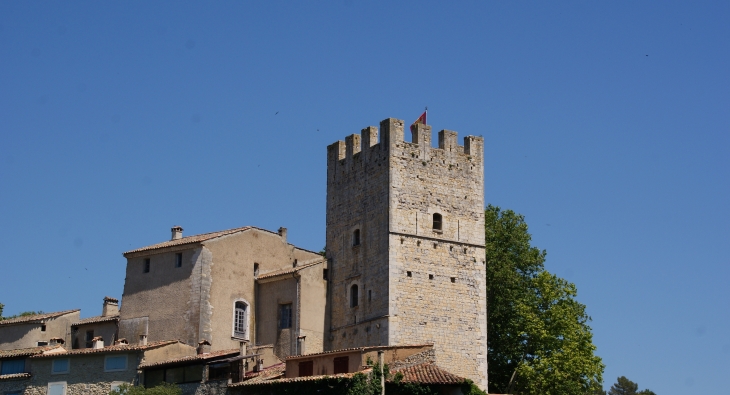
139,348,239,368
0,345,62,359
31,340,179,358
72,315,119,326
124,227,253,255
390,363,465,385
0,310,80,326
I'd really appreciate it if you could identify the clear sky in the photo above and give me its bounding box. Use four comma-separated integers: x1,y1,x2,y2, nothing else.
1,2,728,393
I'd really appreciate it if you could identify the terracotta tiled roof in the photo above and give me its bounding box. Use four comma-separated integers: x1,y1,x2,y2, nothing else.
31,340,179,358
390,362,464,385
230,367,363,387
139,348,239,368
237,363,286,384
0,310,80,326
257,260,324,280
124,227,253,255
0,373,31,381
285,344,433,360
0,345,62,359
72,314,119,326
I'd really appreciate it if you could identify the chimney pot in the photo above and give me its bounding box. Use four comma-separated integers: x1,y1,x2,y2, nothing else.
171,226,184,240
49,337,65,346
278,227,287,242
197,339,211,355
102,296,119,317
92,336,104,349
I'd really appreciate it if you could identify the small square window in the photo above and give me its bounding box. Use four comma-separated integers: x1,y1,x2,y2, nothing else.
451,277,456,283
407,271,412,277
52,359,70,374
105,355,128,372
143,258,150,273
175,253,182,268
48,382,67,395
41,324,47,332
37,341,48,346
429,274,434,280
322,268,328,280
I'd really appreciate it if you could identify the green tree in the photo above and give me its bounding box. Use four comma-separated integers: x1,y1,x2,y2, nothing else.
110,383,181,395
485,205,604,395
0,302,4,319
608,376,656,395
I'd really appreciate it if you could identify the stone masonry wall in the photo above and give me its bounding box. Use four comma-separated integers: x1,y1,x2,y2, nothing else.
26,355,138,395
326,118,487,389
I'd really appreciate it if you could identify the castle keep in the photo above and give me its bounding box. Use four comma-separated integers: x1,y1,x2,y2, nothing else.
326,118,487,387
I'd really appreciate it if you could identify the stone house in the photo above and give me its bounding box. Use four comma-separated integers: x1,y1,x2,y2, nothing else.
119,226,327,359
24,340,194,395
0,311,80,350
70,298,120,349
0,345,62,395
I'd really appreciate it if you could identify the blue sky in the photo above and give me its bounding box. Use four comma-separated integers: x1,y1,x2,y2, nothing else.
1,2,728,393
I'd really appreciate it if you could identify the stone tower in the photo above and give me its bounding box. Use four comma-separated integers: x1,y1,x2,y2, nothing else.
325,118,487,387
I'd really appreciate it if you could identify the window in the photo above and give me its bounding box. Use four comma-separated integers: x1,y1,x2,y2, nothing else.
104,355,128,372
350,284,359,308
429,274,434,280
48,382,66,395
298,361,313,377
254,262,259,277
175,253,182,268
143,258,150,273
41,324,46,332
433,213,442,231
353,229,360,246
37,341,48,346
110,382,126,393
407,271,412,277
1,359,25,375
333,356,349,374
368,290,372,302
233,302,248,338
51,359,70,374
322,268,328,280
85,330,94,348
279,304,292,329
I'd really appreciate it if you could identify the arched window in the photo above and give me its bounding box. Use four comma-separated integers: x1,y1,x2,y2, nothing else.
433,213,443,231
353,229,361,246
233,301,248,339
350,284,359,308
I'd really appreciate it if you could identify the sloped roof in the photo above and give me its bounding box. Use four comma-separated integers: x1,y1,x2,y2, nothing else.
390,362,465,385
284,344,434,360
139,348,239,368
124,227,253,255
31,340,179,358
71,314,119,327
0,310,79,326
0,345,62,359
230,367,361,387
257,260,324,280
0,373,31,381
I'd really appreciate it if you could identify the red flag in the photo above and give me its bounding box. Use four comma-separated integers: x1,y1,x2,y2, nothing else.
410,110,427,132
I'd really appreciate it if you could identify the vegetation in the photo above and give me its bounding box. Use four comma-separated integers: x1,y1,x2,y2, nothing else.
604,376,656,395
110,383,181,395
485,205,604,395
0,303,44,321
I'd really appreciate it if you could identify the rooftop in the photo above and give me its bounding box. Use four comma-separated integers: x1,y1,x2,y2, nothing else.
0,373,31,381
284,344,434,360
139,348,240,368
0,310,79,326
72,314,120,327
257,260,324,280
390,362,465,385
0,345,62,359
31,340,179,358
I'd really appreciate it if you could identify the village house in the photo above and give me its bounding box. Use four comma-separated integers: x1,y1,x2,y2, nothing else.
0,311,80,350
70,298,120,349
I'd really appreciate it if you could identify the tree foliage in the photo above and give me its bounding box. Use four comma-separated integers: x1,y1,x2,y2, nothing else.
608,376,656,395
485,205,604,395
0,303,44,321
110,383,181,395
0,303,4,319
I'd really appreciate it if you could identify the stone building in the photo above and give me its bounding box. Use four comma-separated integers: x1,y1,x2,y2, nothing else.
0,311,80,350
119,226,327,358
325,118,487,388
70,298,119,349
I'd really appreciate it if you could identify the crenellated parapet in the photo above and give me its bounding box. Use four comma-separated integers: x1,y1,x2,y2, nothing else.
327,118,484,175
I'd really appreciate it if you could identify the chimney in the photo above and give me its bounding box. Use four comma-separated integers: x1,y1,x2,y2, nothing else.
197,340,211,355
102,296,119,317
278,227,287,243
171,226,184,240
239,340,248,356
139,334,147,346
92,336,104,349
115,338,128,346
49,337,65,346
297,336,306,356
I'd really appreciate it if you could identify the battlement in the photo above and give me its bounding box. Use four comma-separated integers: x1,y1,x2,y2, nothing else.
327,118,484,166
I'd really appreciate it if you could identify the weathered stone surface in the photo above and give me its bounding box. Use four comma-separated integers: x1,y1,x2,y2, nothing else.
326,118,487,388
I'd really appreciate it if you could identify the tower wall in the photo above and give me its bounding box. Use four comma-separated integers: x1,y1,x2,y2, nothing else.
326,118,487,388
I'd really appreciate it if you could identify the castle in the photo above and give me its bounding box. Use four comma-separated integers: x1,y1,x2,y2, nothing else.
0,117,488,392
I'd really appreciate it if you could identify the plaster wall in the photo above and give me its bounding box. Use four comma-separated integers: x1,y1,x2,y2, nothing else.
0,313,79,350
255,278,296,359
71,322,117,349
